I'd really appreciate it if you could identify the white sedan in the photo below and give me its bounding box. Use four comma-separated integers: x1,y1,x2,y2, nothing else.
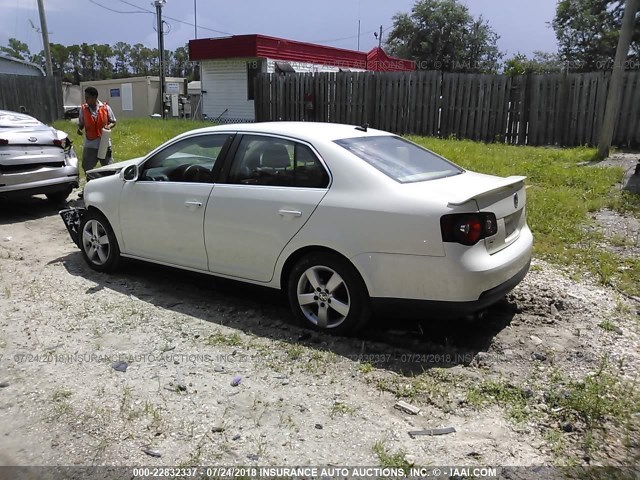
61,122,532,334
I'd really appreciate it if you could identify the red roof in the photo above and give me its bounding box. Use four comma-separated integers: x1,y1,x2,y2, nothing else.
189,34,414,72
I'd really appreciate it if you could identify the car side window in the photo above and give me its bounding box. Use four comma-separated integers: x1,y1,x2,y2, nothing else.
140,134,232,183
227,135,329,188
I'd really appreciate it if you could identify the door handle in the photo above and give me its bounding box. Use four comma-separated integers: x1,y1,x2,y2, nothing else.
184,201,203,208
278,209,302,217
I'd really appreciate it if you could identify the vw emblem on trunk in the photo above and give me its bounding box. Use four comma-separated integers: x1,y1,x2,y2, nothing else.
28,137,37,142
513,193,519,209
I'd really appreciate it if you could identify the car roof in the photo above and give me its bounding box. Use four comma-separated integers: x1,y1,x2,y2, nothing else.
187,122,395,143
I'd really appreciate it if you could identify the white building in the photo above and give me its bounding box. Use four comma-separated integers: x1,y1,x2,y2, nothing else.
189,34,414,123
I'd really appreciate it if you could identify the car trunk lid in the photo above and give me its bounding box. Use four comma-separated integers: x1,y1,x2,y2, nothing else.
464,178,527,254
0,127,65,170
402,172,527,254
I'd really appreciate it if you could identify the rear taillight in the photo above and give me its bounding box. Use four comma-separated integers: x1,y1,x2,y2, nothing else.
0,139,8,146
53,139,63,147
441,213,498,246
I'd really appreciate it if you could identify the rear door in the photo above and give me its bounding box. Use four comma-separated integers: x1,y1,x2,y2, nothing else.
204,134,330,282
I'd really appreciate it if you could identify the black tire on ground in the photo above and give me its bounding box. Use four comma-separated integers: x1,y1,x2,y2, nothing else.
78,209,121,273
45,185,73,204
287,252,371,335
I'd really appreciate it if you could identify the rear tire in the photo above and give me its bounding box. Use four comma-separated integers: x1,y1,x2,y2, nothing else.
46,186,73,204
79,210,120,272
287,252,371,335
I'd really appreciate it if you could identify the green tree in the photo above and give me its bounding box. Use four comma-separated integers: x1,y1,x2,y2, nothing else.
503,51,565,76
94,44,113,80
79,42,96,80
67,44,82,83
553,0,640,72
0,38,33,61
112,42,131,78
129,43,146,75
49,43,69,78
385,0,502,72
172,45,190,77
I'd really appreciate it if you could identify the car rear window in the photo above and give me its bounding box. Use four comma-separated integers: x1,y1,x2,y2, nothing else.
334,135,462,183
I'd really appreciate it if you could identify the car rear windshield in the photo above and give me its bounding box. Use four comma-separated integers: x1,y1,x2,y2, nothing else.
335,135,463,183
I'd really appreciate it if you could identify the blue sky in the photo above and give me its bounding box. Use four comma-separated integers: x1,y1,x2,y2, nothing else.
0,0,558,59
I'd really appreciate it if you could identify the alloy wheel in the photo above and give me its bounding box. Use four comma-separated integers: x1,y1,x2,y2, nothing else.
296,265,351,329
82,219,110,266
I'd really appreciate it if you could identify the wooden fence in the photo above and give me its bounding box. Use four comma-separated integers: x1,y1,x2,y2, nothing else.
254,71,640,148
0,74,63,125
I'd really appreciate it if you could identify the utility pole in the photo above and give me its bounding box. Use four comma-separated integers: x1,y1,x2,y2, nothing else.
36,0,53,76
378,25,383,48
357,0,361,51
155,0,166,119
194,0,198,38
597,0,640,160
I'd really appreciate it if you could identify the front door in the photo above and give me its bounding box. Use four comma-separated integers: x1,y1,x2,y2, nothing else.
119,133,233,270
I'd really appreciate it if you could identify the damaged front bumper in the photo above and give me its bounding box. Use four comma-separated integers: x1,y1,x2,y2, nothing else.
60,207,86,248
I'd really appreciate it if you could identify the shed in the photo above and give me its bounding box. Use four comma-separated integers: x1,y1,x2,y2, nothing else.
0,53,45,76
189,34,414,123
79,76,187,119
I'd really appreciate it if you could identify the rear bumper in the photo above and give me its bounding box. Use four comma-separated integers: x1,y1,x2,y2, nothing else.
351,225,533,303
0,169,79,198
0,180,79,198
371,259,530,318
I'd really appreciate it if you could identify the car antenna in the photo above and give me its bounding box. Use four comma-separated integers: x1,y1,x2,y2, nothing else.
355,123,368,132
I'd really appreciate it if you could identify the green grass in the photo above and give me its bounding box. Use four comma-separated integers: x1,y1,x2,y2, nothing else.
466,364,639,459
206,331,244,347
53,117,212,179
545,365,639,431
466,380,532,422
372,440,413,471
408,137,639,296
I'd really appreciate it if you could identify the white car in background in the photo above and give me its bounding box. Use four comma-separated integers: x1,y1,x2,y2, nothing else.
61,122,532,334
0,109,78,203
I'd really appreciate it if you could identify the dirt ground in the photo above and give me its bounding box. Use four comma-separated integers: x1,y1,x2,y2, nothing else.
0,192,638,469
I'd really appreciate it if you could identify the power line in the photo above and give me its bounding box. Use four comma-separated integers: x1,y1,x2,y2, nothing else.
311,25,392,46
311,28,378,44
117,0,149,12
88,0,150,14
116,0,233,35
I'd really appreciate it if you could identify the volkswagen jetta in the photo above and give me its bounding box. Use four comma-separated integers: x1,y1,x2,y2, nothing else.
61,122,532,333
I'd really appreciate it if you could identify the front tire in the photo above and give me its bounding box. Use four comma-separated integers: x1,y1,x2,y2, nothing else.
79,210,120,272
287,252,371,335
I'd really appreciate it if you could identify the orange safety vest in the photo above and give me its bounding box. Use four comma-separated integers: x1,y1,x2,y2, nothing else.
81,103,110,140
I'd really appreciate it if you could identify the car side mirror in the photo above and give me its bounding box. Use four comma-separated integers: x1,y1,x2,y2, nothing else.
120,164,138,182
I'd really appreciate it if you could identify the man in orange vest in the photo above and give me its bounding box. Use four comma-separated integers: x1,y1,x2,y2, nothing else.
77,86,117,174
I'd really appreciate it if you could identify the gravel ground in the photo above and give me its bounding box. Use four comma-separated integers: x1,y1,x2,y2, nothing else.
0,194,638,468
587,152,640,259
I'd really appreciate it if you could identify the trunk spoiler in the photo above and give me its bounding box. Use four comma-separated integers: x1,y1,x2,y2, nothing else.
447,176,526,206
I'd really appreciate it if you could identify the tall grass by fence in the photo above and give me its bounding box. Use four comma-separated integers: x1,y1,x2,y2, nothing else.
254,71,640,148
0,74,63,124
